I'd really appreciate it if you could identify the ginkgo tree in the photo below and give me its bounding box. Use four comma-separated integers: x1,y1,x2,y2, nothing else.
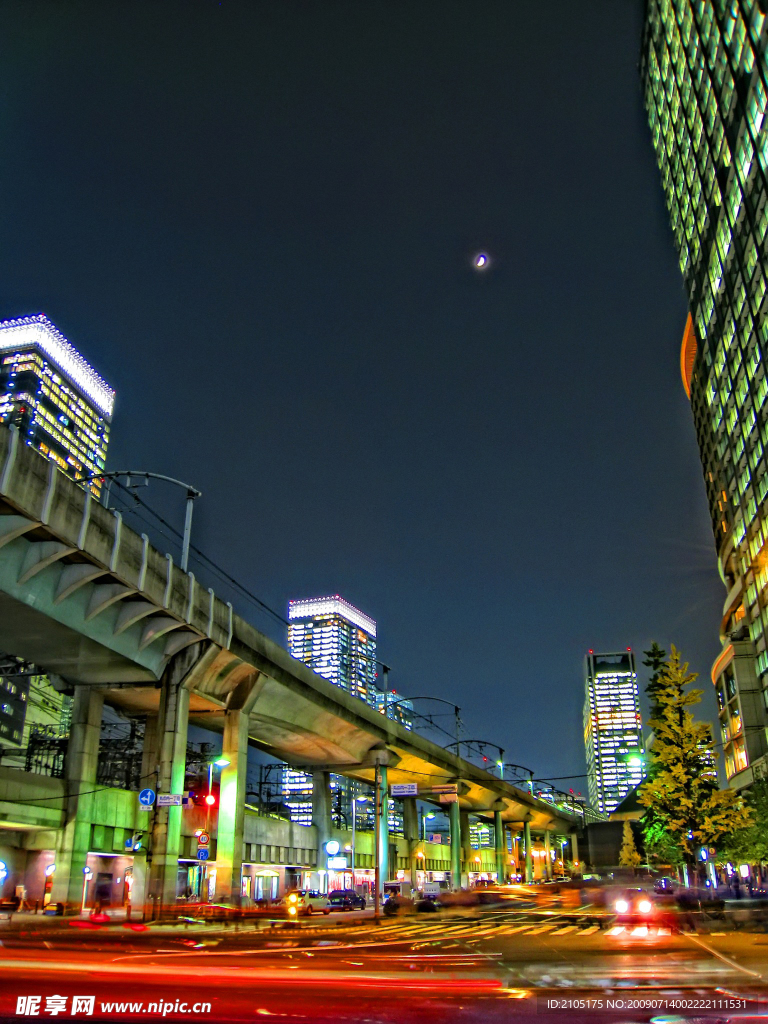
618,819,642,872
638,646,750,883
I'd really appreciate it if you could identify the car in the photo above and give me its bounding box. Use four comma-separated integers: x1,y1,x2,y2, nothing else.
275,890,330,916
327,889,366,912
654,876,678,894
611,887,663,924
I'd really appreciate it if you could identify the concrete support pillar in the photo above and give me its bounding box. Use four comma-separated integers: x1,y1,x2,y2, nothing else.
570,831,580,871
377,765,389,886
524,821,533,883
449,800,461,890
51,686,104,913
147,657,191,918
544,829,552,880
312,771,332,890
460,809,472,887
494,811,506,883
402,797,420,893
140,714,160,793
215,709,248,904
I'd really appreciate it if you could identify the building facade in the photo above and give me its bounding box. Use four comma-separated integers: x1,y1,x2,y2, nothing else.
641,1,768,787
0,315,114,495
373,687,414,729
285,596,379,827
288,596,378,702
583,651,644,814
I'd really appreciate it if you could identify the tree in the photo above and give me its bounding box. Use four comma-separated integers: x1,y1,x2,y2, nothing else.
638,646,750,879
618,819,642,871
643,642,668,719
641,643,673,866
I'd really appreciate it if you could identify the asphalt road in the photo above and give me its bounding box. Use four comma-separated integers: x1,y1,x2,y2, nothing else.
1,908,768,1023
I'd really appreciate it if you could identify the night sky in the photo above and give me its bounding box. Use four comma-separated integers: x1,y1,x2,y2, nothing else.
0,2,725,788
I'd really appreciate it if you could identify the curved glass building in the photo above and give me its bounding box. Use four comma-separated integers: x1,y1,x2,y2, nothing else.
641,1,768,787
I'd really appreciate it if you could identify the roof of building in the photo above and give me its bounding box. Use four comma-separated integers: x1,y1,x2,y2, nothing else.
288,595,376,637
0,314,115,419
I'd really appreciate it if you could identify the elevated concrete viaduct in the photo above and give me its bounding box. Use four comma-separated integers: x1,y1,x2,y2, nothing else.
0,425,581,912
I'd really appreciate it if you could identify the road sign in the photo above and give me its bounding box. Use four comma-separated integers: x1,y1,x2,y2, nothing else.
196,849,209,861
391,783,418,797
431,784,458,795
157,794,182,806
197,832,210,846
138,789,156,806
138,804,151,812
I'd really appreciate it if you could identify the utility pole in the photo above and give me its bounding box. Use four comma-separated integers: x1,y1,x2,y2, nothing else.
374,761,381,924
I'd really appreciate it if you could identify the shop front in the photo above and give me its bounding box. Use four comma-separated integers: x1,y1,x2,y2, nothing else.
81,853,135,912
240,865,281,904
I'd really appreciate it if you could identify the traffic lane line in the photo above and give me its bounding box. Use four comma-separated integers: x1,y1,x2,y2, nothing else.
0,959,504,991
684,932,768,982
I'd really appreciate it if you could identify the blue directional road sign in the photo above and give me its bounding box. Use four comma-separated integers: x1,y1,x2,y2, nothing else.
139,789,156,806
196,849,209,861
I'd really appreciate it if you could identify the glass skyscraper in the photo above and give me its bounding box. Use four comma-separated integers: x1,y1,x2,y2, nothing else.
583,651,644,814
641,1,768,787
0,315,113,496
288,596,378,703
284,596,379,826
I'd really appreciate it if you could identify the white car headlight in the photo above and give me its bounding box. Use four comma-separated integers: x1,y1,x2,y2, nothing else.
615,899,629,913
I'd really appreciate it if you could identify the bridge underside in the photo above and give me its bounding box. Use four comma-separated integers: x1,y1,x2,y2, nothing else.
0,590,155,684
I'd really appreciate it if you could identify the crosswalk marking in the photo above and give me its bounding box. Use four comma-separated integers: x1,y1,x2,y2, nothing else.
550,925,578,935
523,924,555,934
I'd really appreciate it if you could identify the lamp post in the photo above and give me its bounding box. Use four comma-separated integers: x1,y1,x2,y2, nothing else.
422,811,435,841
502,763,535,796
446,740,504,773
352,795,367,895
200,757,230,902
75,471,202,572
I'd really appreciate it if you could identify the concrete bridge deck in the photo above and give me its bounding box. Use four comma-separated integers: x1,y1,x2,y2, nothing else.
0,424,581,911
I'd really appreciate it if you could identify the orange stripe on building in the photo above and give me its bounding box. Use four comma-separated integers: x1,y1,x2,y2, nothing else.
680,313,698,399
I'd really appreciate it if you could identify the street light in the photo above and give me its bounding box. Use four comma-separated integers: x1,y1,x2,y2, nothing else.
74,470,202,571
422,811,435,841
202,757,230,903
446,739,504,773
352,795,368,893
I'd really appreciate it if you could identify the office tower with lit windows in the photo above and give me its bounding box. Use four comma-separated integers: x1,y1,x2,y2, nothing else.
373,687,414,729
641,2,768,787
284,596,379,826
583,651,644,814
0,315,113,495
288,596,378,702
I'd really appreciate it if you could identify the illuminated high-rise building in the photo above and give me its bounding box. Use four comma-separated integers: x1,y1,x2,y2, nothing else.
641,2,768,787
288,596,377,701
284,596,378,826
583,651,643,814
0,315,114,495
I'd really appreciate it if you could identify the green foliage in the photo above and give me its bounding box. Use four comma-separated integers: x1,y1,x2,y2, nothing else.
642,812,683,867
639,646,750,863
618,819,642,870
